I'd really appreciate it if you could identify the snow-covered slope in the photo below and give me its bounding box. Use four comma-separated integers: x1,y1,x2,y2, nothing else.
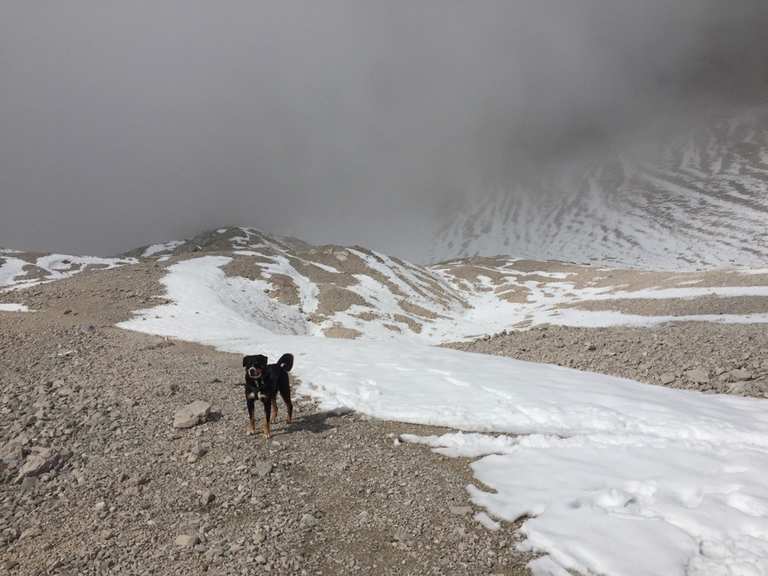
433,110,768,269
112,229,768,341
0,248,134,291
6,230,768,336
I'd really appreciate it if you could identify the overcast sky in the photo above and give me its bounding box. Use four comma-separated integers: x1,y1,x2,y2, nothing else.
1,1,766,258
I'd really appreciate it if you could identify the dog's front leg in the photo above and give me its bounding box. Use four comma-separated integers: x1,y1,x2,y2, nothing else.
271,397,278,421
246,398,257,435
261,399,272,439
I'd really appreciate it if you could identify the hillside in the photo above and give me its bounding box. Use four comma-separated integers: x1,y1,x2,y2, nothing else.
433,110,768,269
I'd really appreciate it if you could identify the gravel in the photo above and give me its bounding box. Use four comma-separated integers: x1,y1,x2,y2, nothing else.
445,323,768,397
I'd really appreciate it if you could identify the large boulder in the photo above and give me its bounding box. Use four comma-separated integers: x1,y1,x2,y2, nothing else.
173,401,212,429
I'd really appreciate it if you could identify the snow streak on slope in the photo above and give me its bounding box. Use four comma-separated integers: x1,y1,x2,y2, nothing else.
0,303,28,312
0,252,135,290
118,256,768,576
433,111,768,269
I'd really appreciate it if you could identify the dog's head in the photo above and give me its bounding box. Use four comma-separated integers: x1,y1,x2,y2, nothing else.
243,354,268,381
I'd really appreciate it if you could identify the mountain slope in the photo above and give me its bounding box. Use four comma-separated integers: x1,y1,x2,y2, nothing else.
5,228,768,342
433,110,768,269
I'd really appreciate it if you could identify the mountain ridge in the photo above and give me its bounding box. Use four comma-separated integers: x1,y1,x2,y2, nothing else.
432,109,768,269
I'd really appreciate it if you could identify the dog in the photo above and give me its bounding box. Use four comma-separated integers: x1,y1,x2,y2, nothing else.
242,353,294,438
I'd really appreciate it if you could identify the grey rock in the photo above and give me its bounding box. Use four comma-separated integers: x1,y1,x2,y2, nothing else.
728,382,750,395
0,432,30,466
200,490,216,507
659,373,676,385
252,460,273,478
20,526,41,540
174,534,200,547
173,401,212,429
730,368,754,381
449,506,473,516
685,368,709,384
18,447,60,478
300,513,318,529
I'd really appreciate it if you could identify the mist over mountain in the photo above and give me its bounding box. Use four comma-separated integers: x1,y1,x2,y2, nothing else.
1,1,767,263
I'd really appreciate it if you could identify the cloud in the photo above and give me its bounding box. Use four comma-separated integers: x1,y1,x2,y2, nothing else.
1,1,766,260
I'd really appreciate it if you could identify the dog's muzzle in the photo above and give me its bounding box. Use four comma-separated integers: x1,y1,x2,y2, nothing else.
247,367,258,378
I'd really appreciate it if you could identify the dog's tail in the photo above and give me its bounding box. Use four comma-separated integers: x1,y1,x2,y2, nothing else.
277,353,294,372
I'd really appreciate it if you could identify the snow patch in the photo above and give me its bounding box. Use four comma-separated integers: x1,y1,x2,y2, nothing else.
0,303,29,312
142,241,185,257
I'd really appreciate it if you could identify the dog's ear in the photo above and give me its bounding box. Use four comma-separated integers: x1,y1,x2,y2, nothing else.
242,356,248,367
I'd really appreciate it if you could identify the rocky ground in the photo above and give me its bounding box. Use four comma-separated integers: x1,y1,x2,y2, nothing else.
0,265,532,576
446,323,768,398
2,258,768,575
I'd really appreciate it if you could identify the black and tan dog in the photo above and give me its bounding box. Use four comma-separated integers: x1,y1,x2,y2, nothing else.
242,353,294,438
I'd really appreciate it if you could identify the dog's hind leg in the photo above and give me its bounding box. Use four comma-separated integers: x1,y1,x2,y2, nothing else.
279,380,293,424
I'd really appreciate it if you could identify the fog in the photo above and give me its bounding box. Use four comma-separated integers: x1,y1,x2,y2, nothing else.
1,1,766,259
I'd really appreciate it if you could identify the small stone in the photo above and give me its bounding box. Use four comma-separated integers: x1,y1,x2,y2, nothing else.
659,373,675,385
685,368,709,384
174,534,199,547
122,485,141,497
449,506,473,516
300,513,318,529
730,369,753,381
201,490,216,506
728,382,750,395
20,476,37,490
20,526,41,540
252,460,273,478
255,555,266,565
3,527,20,542
18,447,60,478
